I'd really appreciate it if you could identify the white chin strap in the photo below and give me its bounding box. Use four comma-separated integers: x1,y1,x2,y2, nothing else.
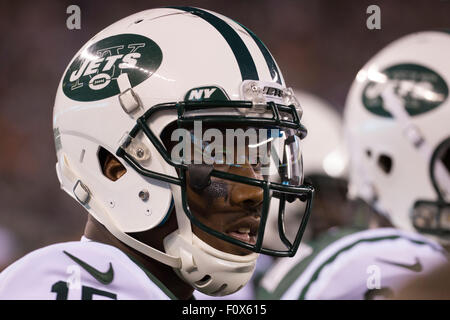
164,232,258,296
381,85,450,198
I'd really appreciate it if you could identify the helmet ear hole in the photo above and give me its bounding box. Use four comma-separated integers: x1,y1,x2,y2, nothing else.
195,275,212,287
98,147,127,181
377,154,393,174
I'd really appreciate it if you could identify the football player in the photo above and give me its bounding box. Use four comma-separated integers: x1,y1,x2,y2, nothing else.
257,31,450,300
0,7,314,300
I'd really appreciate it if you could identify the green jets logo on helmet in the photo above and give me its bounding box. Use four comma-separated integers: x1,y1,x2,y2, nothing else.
362,64,448,117
62,34,163,102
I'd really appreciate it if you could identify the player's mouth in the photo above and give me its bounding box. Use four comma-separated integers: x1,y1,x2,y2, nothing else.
225,216,260,245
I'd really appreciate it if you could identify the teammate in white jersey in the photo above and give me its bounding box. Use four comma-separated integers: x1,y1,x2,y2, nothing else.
257,30,450,300
258,228,447,299
0,7,315,299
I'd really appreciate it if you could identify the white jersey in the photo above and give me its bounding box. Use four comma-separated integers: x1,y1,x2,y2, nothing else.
257,227,448,300
0,240,177,300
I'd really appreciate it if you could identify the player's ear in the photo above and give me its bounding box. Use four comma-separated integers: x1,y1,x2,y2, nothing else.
98,147,126,181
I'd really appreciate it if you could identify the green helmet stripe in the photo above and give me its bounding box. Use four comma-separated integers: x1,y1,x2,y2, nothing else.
238,22,282,85
168,6,259,82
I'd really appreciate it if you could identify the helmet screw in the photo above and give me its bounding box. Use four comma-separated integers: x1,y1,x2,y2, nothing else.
136,148,145,159
139,190,149,202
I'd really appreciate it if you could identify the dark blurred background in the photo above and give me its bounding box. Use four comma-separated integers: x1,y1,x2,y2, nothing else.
0,0,448,265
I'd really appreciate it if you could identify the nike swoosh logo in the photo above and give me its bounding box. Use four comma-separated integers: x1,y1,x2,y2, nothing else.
63,250,114,285
376,257,423,272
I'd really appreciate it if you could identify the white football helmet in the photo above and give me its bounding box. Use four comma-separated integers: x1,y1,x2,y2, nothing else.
53,7,313,296
344,31,450,244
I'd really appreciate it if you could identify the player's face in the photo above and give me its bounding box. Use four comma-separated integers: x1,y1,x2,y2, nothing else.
186,161,264,256
164,120,305,256
166,122,266,255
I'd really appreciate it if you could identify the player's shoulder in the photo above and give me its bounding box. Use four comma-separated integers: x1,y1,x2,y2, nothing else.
297,228,446,299
257,227,448,300
287,228,447,299
0,240,176,300
2,240,122,270
313,227,446,259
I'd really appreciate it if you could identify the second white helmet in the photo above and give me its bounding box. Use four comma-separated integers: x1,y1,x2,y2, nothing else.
344,31,450,244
